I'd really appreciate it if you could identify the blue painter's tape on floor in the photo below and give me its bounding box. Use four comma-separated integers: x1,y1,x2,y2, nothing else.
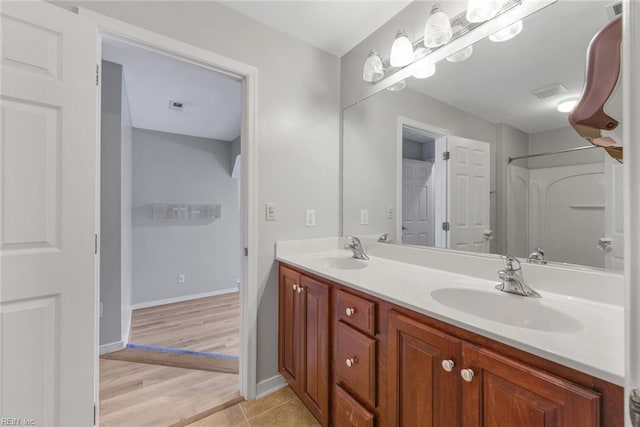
126,343,240,360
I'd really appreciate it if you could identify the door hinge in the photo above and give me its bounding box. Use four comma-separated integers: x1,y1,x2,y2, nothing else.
442,222,450,232
94,234,98,255
244,247,248,256
442,151,450,161
96,64,100,86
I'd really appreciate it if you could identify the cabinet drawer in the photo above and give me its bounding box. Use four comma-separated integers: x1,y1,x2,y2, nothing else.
335,321,376,407
336,290,376,335
335,385,375,427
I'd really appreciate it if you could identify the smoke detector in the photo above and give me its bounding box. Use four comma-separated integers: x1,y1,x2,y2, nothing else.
168,100,184,112
532,83,568,99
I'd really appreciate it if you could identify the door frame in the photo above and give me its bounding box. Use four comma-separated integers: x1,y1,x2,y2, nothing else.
395,116,448,245
78,8,260,402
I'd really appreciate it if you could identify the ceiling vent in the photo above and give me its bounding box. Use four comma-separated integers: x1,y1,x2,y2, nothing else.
606,1,622,19
168,100,184,112
532,83,568,99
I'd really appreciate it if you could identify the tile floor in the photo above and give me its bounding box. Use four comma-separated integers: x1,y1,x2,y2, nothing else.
188,386,320,427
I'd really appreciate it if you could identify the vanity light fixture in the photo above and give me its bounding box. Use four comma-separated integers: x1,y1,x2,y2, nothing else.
413,62,437,79
424,4,453,48
390,30,415,67
489,20,523,42
386,80,407,92
446,45,473,62
466,0,505,23
362,50,385,83
557,99,579,113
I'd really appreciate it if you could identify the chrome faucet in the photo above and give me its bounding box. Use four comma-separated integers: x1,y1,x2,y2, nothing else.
527,247,547,265
344,236,369,260
495,255,541,298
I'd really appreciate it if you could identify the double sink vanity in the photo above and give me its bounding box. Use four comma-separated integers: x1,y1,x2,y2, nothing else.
276,237,624,426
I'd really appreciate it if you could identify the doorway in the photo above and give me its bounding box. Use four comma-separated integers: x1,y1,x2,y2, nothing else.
95,31,252,426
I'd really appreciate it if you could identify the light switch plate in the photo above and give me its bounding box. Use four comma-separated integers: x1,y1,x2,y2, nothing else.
306,209,316,227
360,209,369,225
265,203,277,221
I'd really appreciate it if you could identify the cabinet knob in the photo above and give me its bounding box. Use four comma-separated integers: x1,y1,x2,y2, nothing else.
345,307,356,317
441,359,455,372
460,368,475,382
297,286,303,294
292,283,298,290
345,357,356,368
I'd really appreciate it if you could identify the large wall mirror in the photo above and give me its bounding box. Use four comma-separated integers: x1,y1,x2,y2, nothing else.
342,0,624,271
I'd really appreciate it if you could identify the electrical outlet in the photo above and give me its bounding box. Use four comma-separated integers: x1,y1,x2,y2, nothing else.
360,210,369,225
306,209,316,227
177,274,186,284
265,203,277,221
236,279,241,289
386,206,393,219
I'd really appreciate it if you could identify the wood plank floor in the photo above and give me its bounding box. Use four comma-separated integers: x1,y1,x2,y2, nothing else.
100,358,240,427
102,348,239,374
129,292,239,355
99,293,241,426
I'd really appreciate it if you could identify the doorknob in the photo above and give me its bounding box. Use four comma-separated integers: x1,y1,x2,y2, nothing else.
483,229,494,240
630,388,640,427
597,237,612,250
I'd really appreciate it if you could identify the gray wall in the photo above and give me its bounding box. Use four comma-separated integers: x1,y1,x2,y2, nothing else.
132,128,242,305
57,1,341,384
99,61,133,346
528,126,604,169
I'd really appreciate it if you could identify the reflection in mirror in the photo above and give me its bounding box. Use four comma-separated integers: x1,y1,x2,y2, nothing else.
342,1,624,271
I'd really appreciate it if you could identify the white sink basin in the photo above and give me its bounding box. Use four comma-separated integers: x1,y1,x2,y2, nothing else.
431,288,583,333
323,256,369,270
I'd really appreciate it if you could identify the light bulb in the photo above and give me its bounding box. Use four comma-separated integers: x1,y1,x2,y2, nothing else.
390,31,414,67
446,45,473,62
489,20,523,42
557,99,578,113
386,80,407,92
466,0,504,23
362,50,384,83
424,5,453,48
413,62,436,79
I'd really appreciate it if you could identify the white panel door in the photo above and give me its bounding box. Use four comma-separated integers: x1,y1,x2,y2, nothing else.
604,156,624,271
402,159,434,246
0,2,97,426
447,136,491,253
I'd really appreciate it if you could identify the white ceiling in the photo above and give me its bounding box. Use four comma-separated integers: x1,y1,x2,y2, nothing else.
406,1,613,134
222,1,412,57
102,40,242,141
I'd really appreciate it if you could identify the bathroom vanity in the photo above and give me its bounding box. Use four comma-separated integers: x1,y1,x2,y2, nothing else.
276,239,624,426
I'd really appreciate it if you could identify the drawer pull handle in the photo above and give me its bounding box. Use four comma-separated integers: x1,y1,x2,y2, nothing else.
345,357,356,368
460,368,475,382
297,286,303,294
345,307,356,316
292,284,298,290
441,359,455,372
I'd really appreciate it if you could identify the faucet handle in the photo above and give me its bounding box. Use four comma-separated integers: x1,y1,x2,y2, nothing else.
503,255,521,271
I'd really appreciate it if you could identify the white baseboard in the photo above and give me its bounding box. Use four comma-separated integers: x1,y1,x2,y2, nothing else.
256,374,287,399
122,307,132,344
131,288,238,310
100,341,125,355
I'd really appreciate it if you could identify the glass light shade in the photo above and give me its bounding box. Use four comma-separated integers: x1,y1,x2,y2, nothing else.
446,45,473,62
362,50,384,83
557,99,578,113
424,5,453,48
412,62,436,79
489,20,523,42
390,31,414,67
386,80,407,92
466,0,504,23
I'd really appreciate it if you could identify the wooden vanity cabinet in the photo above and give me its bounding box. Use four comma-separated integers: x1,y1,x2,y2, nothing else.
278,266,330,426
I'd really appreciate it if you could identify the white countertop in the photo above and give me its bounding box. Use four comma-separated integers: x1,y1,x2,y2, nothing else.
275,239,624,386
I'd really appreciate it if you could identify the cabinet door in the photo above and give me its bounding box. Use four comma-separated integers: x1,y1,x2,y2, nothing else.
279,266,302,390
300,275,330,426
461,344,601,427
387,311,461,427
